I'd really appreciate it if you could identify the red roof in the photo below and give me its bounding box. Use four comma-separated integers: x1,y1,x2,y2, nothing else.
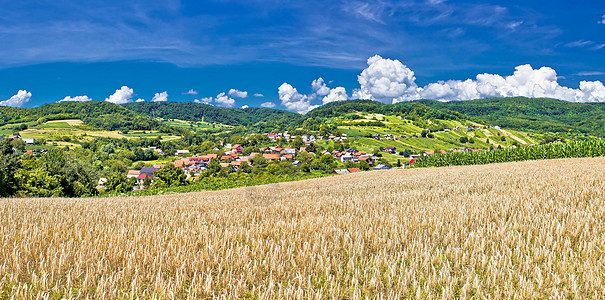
137,174,150,179
347,168,361,173
263,153,280,160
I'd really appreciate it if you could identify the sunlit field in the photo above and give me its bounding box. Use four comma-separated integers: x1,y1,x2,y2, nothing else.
2,157,605,298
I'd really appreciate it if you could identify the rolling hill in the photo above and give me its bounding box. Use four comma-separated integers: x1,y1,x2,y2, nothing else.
417,97,605,137
123,101,302,127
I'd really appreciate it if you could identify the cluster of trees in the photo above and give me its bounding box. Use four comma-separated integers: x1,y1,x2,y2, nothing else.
0,140,99,197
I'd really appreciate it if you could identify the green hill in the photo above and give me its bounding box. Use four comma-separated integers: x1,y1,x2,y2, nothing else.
416,97,605,137
0,101,158,131
123,102,302,127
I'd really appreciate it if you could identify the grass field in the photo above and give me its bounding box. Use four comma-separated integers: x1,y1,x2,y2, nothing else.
2,158,605,298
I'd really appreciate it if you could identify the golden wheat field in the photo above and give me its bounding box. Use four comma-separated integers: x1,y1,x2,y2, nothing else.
2,158,605,299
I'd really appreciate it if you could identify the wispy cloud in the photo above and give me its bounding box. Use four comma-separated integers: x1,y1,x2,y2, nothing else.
575,71,605,76
565,40,594,48
182,89,198,95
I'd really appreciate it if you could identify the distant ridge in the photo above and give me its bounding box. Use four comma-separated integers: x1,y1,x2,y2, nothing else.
307,97,605,137
123,101,301,127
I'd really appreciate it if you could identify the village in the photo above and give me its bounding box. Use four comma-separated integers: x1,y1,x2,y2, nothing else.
116,130,506,191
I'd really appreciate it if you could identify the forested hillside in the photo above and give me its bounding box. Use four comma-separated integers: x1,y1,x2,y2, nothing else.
306,100,465,121
124,102,302,127
418,97,605,137
0,101,158,131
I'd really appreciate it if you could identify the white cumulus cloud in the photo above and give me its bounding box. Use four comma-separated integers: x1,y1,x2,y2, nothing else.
312,77,331,96
241,105,249,109
183,89,198,95
354,55,419,103
105,86,134,104
414,64,605,103
278,83,319,114
228,89,248,98
136,98,145,102
0,90,32,107
261,102,276,108
152,91,168,102
350,55,605,103
194,97,213,104
214,92,236,107
322,87,349,104
58,95,92,102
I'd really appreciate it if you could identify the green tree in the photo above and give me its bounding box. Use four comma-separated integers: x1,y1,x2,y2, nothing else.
12,139,26,151
154,164,187,187
292,136,304,148
0,139,22,196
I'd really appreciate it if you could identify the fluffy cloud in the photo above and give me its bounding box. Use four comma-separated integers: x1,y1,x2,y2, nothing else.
311,77,331,96
136,98,145,102
278,83,319,114
351,55,605,103
152,91,168,102
280,78,350,113
354,55,419,103
183,89,198,95
414,64,605,102
241,105,249,109
322,86,349,104
228,89,248,98
194,97,213,104
58,95,92,102
106,86,134,104
214,92,236,107
261,101,276,108
0,90,31,107
254,93,264,97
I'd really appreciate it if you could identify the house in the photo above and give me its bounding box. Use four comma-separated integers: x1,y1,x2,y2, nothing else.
340,153,354,163
384,146,397,154
281,154,293,160
136,174,151,185
231,144,243,154
96,178,108,190
175,149,190,156
347,168,361,173
8,135,20,140
373,164,390,170
263,153,280,161
127,170,141,179
140,167,158,177
23,138,35,145
332,169,349,174
284,147,297,155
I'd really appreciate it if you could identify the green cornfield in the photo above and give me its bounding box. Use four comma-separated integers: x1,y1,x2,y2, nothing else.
415,139,605,167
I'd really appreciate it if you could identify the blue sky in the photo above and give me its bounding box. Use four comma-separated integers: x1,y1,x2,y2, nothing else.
0,0,604,111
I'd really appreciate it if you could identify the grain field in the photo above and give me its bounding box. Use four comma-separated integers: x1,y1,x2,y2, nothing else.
1,157,605,299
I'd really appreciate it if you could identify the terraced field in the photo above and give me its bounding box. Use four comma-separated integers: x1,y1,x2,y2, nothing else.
1,158,604,298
